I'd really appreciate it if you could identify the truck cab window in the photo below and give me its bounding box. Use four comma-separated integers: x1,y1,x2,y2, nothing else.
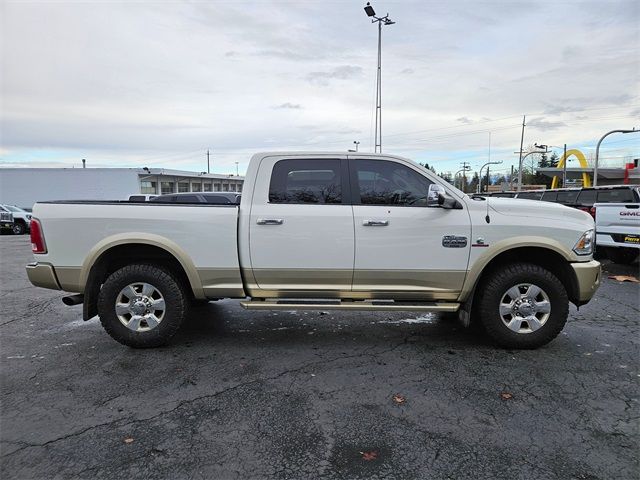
353,160,433,206
269,159,342,204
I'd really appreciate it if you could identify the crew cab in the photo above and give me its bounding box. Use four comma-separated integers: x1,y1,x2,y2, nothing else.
26,152,601,349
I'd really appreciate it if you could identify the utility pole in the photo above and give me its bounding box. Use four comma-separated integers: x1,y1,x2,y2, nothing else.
562,143,567,187
207,149,211,174
510,165,514,190
518,115,527,191
460,161,470,192
516,115,526,190
235,162,239,176
364,2,395,153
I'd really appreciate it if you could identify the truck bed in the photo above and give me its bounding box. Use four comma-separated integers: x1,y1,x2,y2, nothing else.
32,201,244,297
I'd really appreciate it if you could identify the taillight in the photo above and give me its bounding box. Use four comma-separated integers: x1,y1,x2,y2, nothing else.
30,218,47,254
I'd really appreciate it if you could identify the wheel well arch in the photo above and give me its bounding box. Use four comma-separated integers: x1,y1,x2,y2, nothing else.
473,246,580,306
83,243,196,320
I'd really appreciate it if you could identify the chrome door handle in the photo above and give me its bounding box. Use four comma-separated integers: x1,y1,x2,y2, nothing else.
363,219,389,226
256,218,284,225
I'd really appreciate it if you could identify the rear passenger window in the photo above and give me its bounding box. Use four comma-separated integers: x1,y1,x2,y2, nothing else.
576,190,596,206
269,159,342,204
596,189,634,203
556,191,579,204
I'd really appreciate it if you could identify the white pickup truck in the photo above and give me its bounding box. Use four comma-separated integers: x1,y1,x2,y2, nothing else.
594,201,640,264
26,152,601,349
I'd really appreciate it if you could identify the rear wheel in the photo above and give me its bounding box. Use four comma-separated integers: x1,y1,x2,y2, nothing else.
477,263,568,349
12,222,25,235
97,264,188,348
606,247,639,265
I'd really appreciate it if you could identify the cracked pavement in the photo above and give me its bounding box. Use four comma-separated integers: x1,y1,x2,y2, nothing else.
1,235,638,479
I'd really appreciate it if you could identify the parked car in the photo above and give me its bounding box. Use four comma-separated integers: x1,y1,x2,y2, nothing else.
26,152,600,350
0,204,32,235
150,192,241,205
0,209,14,232
594,202,640,264
128,194,157,202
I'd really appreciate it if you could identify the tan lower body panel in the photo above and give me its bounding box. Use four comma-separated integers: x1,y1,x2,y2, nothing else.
55,267,83,292
571,260,601,302
243,268,464,301
198,268,246,298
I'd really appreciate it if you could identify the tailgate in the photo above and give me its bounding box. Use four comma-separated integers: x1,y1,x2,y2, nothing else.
594,203,640,245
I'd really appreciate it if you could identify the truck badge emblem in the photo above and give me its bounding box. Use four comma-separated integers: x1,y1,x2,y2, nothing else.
442,235,467,248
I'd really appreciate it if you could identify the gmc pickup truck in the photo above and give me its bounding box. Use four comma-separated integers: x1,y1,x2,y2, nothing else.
594,201,640,264
26,152,601,349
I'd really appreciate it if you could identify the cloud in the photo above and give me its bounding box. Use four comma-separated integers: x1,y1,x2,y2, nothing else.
527,117,567,131
0,0,637,173
272,102,302,110
305,65,363,86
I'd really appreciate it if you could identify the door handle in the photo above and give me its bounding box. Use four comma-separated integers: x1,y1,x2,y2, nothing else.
256,218,284,225
363,219,389,226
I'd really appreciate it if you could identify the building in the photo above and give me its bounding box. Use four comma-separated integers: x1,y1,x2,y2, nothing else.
136,168,243,195
0,167,244,208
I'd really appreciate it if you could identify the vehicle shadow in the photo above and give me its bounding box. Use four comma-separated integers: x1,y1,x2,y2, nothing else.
175,301,497,351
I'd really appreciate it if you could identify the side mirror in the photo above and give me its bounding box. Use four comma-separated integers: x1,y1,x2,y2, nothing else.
438,193,462,209
427,184,446,207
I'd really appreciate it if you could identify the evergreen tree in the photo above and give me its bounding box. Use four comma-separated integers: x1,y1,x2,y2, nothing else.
440,172,453,184
467,172,480,193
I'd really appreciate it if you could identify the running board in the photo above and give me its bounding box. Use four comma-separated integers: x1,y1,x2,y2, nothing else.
240,299,459,312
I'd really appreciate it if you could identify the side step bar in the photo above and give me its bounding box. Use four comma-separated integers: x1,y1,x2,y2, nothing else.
240,299,459,312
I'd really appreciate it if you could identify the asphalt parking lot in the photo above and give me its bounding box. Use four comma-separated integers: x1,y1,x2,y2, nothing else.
1,235,638,480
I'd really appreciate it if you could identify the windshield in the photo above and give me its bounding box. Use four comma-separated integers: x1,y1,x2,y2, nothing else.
5,206,25,213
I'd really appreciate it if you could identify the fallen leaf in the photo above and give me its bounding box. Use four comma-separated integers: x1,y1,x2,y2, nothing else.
500,392,513,400
124,437,134,444
608,275,640,283
392,394,406,405
360,450,378,461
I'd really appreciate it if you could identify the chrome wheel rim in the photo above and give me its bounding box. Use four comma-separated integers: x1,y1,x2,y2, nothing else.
115,283,165,332
499,283,551,334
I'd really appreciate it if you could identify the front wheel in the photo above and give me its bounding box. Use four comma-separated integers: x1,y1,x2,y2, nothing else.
476,263,568,349
97,264,188,348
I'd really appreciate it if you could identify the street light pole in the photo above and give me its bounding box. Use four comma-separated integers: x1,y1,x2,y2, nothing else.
515,146,547,191
479,161,503,193
364,2,395,153
594,128,637,186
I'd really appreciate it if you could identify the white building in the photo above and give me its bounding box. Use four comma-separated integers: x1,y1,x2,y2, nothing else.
0,167,244,208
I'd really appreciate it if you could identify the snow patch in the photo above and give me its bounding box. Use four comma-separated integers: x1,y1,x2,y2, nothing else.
378,313,436,325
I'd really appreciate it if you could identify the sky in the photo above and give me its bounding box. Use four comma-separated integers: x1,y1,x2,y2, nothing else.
1,0,638,178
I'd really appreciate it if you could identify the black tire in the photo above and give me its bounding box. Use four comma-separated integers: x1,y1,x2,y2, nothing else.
12,222,25,235
97,264,188,348
606,247,639,265
476,263,568,349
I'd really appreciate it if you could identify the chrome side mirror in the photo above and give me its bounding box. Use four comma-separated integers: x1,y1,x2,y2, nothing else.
427,184,446,207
